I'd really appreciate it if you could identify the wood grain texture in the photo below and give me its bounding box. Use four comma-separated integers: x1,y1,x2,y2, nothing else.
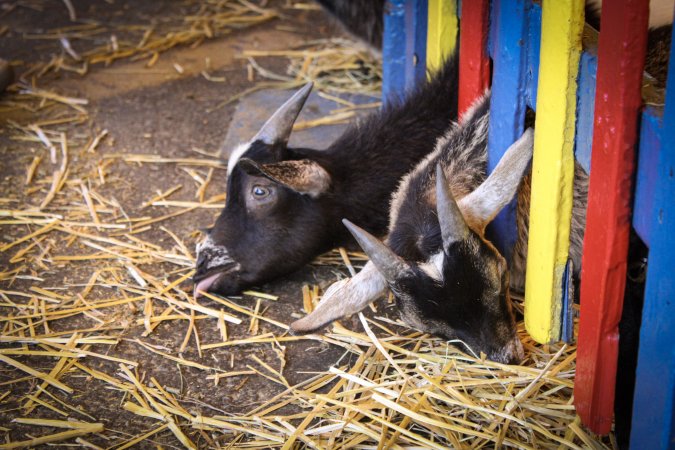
630,13,675,448
458,0,490,116
426,0,457,73
485,0,534,263
383,0,407,102
574,0,649,435
524,0,584,344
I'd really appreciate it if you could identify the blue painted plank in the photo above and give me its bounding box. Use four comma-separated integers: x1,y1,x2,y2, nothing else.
404,0,428,91
413,0,427,83
630,19,675,450
488,0,497,58
575,51,598,175
383,0,407,103
632,107,662,246
561,258,574,343
486,0,532,263
525,2,541,110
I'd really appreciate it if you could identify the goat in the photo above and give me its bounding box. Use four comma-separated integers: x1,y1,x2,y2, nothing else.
194,55,459,297
290,94,589,364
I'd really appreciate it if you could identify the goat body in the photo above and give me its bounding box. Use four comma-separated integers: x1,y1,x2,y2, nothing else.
291,94,589,364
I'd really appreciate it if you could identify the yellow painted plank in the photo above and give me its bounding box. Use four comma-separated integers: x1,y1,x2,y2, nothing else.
426,0,458,73
524,0,584,343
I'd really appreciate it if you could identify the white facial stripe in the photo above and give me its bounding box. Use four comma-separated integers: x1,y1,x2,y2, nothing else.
227,140,252,175
208,253,235,270
419,251,445,282
196,236,236,270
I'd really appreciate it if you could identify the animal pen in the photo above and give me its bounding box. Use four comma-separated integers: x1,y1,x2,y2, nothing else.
381,0,674,447
0,0,673,449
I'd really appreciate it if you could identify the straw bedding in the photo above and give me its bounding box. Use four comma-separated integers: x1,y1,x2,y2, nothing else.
0,1,613,448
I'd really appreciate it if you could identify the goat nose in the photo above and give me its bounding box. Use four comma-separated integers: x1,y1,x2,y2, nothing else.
196,252,208,273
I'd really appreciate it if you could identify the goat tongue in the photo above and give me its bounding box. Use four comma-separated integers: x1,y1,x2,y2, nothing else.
193,273,221,299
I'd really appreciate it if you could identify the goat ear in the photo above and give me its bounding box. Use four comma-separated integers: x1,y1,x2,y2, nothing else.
253,82,313,145
458,128,534,232
239,158,331,198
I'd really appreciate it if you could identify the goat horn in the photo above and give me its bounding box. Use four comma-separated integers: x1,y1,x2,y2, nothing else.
342,219,409,283
253,82,313,145
436,163,469,247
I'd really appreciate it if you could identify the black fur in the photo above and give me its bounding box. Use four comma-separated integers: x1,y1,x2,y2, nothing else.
376,94,522,363
197,54,459,294
388,98,491,261
314,0,385,50
392,238,518,363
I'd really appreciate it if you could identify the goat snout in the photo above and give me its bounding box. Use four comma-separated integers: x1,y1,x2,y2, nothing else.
195,252,209,276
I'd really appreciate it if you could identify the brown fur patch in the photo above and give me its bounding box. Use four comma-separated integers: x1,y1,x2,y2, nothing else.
258,159,331,198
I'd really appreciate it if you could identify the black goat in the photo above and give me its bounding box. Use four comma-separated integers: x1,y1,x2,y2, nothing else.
194,55,459,297
290,94,589,364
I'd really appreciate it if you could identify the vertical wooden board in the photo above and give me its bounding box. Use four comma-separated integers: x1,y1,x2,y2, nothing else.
632,108,662,246
383,0,407,103
458,0,490,116
525,2,542,110
426,0,458,74
404,0,428,91
574,51,598,175
574,0,649,435
524,0,583,344
630,17,675,449
485,0,532,262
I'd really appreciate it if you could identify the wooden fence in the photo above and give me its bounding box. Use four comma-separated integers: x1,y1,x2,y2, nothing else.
382,0,675,445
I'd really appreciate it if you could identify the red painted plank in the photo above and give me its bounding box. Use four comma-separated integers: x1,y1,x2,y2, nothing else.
574,0,649,435
458,0,490,116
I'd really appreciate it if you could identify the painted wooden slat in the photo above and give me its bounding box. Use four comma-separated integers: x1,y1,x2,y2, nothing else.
485,0,531,262
630,17,675,448
632,107,662,246
524,2,542,110
404,0,428,91
458,0,490,116
574,0,649,435
524,0,584,344
382,0,407,102
574,51,598,175
426,0,458,74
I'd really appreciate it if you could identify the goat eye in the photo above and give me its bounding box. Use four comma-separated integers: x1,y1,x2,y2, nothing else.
252,185,269,197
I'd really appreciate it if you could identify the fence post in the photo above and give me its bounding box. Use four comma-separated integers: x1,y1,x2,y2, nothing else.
383,0,407,102
524,0,583,344
574,0,649,435
404,0,428,91
486,0,532,264
426,0,458,74
630,14,675,448
458,0,490,116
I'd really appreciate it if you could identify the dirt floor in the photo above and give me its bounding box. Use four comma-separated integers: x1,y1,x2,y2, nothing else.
0,1,615,449
0,1,382,447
